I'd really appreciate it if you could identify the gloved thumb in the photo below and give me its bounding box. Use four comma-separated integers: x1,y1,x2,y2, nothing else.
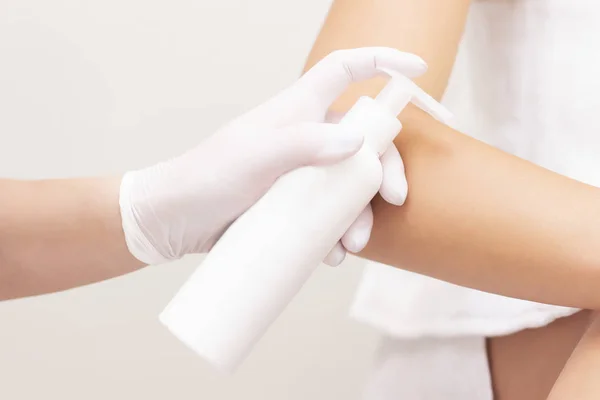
266,122,364,172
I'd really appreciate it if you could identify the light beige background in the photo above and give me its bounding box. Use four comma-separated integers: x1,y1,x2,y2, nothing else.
0,1,380,399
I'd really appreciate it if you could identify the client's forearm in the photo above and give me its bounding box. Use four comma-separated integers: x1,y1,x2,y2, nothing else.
362,109,600,309
303,0,600,309
0,178,143,300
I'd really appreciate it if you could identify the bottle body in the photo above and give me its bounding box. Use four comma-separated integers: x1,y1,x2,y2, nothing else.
160,97,401,372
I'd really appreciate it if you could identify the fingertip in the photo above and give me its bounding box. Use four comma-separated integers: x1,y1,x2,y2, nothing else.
380,176,408,206
299,48,430,108
379,145,407,206
324,242,347,267
275,123,364,170
341,206,373,253
315,125,364,164
377,49,428,78
342,230,370,254
414,56,428,75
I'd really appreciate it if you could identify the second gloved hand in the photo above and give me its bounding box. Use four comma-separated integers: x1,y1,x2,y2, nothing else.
119,47,427,266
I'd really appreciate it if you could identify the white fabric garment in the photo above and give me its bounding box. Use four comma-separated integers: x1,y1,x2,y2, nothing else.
353,0,600,397
362,336,493,400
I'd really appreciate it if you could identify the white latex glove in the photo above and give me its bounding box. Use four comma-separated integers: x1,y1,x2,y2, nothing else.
323,110,408,264
119,47,426,266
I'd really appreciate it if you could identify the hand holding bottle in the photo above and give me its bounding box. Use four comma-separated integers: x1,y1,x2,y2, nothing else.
119,47,428,266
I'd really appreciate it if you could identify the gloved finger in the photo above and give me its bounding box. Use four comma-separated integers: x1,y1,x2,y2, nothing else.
264,122,364,173
379,143,408,206
341,204,374,254
327,106,407,205
323,241,347,267
297,47,428,110
238,48,427,127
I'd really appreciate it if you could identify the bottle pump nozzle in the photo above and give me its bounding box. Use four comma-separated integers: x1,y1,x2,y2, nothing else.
376,68,454,124
350,68,454,155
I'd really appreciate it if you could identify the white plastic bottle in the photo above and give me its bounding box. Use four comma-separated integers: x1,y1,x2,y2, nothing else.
159,69,453,373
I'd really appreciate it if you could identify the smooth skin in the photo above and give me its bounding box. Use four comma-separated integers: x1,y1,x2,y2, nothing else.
0,47,431,302
3,2,599,309
305,0,600,309
0,177,141,299
304,0,597,398
547,311,600,400
0,1,597,395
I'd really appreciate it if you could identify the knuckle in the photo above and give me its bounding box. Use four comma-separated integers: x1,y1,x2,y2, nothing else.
323,49,349,65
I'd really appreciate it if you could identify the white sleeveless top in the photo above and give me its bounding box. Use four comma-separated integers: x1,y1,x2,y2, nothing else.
350,0,598,338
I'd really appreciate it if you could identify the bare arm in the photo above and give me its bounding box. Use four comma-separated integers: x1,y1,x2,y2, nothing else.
305,0,600,309
547,313,600,400
0,46,416,301
0,178,143,300
308,0,469,103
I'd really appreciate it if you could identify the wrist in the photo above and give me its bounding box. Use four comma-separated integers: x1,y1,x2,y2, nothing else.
118,170,173,266
95,175,147,268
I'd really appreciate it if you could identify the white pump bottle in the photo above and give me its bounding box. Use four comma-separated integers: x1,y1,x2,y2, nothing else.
159,69,452,372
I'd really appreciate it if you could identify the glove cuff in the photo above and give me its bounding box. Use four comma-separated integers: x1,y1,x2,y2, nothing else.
119,171,172,266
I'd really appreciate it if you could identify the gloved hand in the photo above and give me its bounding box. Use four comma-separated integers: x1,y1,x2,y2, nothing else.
119,47,427,266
